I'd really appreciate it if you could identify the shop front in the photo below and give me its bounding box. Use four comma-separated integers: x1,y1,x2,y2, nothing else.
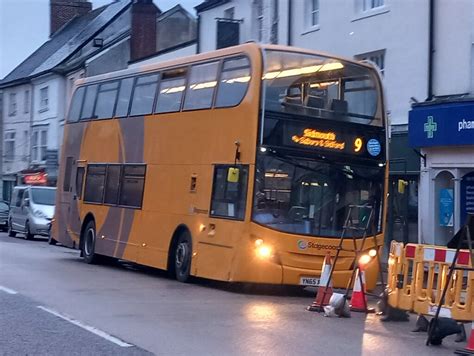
409,99,474,245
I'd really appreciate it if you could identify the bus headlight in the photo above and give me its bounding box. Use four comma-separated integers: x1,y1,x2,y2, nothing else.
256,245,272,259
254,239,272,259
359,254,371,266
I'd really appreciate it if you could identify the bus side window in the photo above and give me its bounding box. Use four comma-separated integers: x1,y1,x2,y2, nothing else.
63,157,73,192
215,56,251,108
83,164,106,203
80,85,99,120
94,81,119,119
75,167,85,200
119,165,146,208
115,78,135,117
210,165,249,220
155,68,187,114
68,87,86,122
130,74,159,116
183,61,219,111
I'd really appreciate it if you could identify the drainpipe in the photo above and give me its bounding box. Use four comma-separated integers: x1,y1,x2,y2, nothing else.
196,14,201,54
287,0,292,46
427,0,434,100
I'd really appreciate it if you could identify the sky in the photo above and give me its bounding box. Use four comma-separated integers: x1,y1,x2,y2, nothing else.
0,0,202,79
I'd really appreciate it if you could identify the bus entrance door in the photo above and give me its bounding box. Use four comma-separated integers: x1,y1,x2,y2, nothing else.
60,157,85,245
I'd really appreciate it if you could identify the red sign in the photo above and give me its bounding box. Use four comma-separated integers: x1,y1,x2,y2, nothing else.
24,172,48,185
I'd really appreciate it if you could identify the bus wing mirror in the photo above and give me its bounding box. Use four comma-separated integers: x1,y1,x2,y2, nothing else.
227,167,240,183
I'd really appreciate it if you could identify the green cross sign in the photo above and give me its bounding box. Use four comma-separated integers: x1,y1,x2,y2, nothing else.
424,116,437,139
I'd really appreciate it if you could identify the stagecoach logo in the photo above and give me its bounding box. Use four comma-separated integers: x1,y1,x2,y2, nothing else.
297,240,308,250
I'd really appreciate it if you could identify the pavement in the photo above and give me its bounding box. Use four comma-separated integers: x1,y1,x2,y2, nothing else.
0,231,468,355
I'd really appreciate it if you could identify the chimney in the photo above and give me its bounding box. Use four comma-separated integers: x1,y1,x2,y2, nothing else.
50,0,92,37
130,0,158,62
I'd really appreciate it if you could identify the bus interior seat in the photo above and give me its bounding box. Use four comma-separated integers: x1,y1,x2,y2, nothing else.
330,99,348,113
304,95,325,109
283,95,303,106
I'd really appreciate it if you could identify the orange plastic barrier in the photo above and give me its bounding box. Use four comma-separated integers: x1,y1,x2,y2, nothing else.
387,241,473,322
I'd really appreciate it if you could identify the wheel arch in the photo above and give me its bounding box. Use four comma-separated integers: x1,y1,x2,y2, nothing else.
167,224,193,273
79,212,95,251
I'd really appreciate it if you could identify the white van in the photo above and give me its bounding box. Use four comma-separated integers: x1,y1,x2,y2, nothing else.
8,186,56,240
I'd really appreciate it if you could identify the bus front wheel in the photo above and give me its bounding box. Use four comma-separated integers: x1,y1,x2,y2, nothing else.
174,231,192,283
82,220,99,264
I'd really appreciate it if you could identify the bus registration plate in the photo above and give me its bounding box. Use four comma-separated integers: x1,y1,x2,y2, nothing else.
299,277,320,286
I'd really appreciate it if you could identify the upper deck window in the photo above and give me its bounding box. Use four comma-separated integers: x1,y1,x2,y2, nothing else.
68,86,85,122
94,81,119,119
130,74,159,116
215,57,251,108
183,61,219,111
156,68,187,113
263,50,383,127
80,85,98,120
115,78,134,117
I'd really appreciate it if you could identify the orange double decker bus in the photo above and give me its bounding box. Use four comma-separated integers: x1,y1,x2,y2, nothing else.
53,43,388,288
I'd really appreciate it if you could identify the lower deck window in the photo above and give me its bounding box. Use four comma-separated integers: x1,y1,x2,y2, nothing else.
84,163,146,209
210,165,249,220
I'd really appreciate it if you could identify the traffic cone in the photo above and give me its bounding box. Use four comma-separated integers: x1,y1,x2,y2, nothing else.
307,252,333,312
350,264,374,313
455,322,474,355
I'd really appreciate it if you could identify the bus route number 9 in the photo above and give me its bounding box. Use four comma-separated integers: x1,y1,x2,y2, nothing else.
354,137,363,153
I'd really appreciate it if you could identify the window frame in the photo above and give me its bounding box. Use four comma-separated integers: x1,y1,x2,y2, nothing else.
93,81,120,120
118,164,147,209
24,90,30,114
31,126,48,163
4,131,16,161
39,86,49,112
9,93,17,116
209,164,249,221
306,0,320,29
83,164,107,205
83,163,146,209
76,166,85,200
214,55,252,109
129,74,159,117
183,60,220,111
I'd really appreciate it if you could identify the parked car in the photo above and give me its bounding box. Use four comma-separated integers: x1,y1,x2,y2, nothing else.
0,201,9,231
8,186,56,240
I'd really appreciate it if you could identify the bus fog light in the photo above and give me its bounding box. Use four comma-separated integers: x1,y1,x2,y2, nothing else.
256,245,272,259
369,249,377,258
359,254,371,266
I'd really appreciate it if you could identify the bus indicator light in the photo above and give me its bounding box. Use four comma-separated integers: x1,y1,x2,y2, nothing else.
354,137,363,152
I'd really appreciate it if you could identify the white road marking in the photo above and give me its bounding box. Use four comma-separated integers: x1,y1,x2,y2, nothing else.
37,306,133,347
0,285,18,294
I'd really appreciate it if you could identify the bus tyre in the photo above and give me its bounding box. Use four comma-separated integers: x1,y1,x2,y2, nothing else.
174,231,192,283
82,220,99,264
24,222,34,240
8,220,16,237
48,234,57,245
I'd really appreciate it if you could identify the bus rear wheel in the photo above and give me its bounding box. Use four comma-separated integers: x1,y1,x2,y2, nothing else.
174,232,192,283
82,220,99,264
